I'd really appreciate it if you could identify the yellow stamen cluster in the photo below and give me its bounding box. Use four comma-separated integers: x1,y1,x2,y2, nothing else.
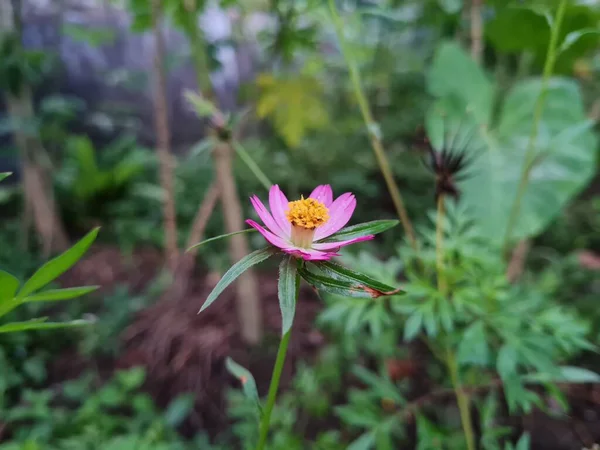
286,196,329,229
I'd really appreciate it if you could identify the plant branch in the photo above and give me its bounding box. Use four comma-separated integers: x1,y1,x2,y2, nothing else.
446,349,477,450
502,0,568,253
327,0,418,253
470,0,484,63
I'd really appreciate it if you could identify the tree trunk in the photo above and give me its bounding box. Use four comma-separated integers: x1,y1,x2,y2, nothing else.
151,0,179,273
213,141,262,345
2,0,68,254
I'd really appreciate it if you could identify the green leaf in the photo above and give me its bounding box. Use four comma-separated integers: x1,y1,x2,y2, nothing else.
514,432,530,450
278,256,298,335
457,321,490,366
225,357,261,415
184,90,217,118
347,431,375,450
426,42,597,244
186,228,257,251
18,228,99,298
438,0,462,14
524,366,600,384
0,172,11,182
22,286,99,302
164,394,195,427
200,247,276,312
497,345,518,380
320,220,399,243
558,28,600,55
0,270,20,300
299,266,379,299
315,260,401,298
0,318,92,334
403,312,423,341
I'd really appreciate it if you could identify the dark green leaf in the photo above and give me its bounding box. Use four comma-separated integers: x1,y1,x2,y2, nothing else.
320,220,399,243
200,247,276,312
298,267,375,299
18,228,99,298
0,269,20,300
23,286,99,302
0,318,92,334
225,357,261,415
0,172,11,182
315,260,401,298
187,228,257,251
278,256,298,335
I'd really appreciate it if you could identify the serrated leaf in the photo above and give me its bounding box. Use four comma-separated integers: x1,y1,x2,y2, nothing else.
0,270,20,300
278,256,298,335
0,318,92,334
315,260,401,298
18,228,99,298
457,321,490,366
200,247,276,312
23,286,99,302
320,220,399,243
299,266,381,299
225,357,261,415
187,228,257,251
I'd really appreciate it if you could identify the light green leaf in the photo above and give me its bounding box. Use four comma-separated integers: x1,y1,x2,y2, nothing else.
347,431,375,450
23,286,99,302
200,247,276,312
426,42,597,244
403,312,423,341
186,228,257,251
316,260,401,298
0,270,20,300
225,357,261,415
558,28,600,55
0,172,11,182
184,90,217,118
164,394,195,427
515,432,531,450
497,345,518,380
278,256,298,335
457,321,490,366
438,0,462,14
18,228,99,298
524,366,600,384
320,220,399,243
0,318,92,334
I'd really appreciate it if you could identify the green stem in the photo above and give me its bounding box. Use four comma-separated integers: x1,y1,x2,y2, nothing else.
232,140,273,191
447,349,476,450
327,0,418,254
255,274,299,450
502,0,568,252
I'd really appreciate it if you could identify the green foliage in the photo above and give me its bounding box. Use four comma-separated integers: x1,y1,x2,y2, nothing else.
278,255,299,335
426,41,598,245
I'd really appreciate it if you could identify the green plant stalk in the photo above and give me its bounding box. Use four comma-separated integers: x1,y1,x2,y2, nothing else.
502,0,568,252
255,273,299,450
447,348,476,450
233,141,273,191
327,0,418,254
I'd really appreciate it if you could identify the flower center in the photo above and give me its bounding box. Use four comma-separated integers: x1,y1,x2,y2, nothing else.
286,197,329,248
286,196,329,230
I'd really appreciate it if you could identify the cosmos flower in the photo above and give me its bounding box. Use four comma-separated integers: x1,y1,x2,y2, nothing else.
246,184,374,261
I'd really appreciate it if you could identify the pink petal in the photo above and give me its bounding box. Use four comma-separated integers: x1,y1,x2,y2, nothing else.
269,185,291,238
283,247,338,261
312,234,374,251
250,195,286,237
246,219,290,249
314,193,356,240
309,185,333,207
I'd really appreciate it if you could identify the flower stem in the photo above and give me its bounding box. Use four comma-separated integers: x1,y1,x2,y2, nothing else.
435,195,447,295
502,0,568,252
446,348,476,450
327,0,418,254
255,274,299,450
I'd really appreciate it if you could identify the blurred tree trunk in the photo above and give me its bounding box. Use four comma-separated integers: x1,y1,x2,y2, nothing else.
150,0,179,273
2,0,68,254
470,0,484,63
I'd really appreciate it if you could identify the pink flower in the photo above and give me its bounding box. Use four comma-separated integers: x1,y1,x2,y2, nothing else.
247,184,374,261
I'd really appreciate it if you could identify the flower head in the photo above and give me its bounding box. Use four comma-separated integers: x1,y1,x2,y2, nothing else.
247,184,374,261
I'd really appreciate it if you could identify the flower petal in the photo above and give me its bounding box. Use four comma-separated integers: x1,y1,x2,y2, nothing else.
309,185,333,207
246,219,290,249
312,234,374,251
314,193,356,240
269,185,291,238
283,247,338,261
250,195,286,237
